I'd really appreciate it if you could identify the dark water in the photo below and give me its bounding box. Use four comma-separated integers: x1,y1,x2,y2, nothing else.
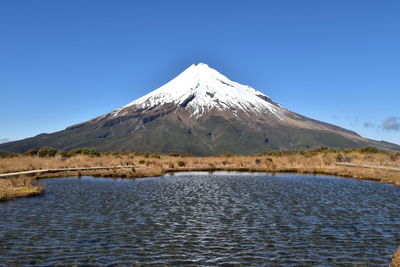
0,173,399,266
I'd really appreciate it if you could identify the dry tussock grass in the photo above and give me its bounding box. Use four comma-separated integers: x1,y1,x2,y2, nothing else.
0,150,399,185
0,176,44,201
391,247,400,267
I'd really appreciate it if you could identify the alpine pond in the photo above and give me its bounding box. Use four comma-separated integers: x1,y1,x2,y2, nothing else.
0,173,399,265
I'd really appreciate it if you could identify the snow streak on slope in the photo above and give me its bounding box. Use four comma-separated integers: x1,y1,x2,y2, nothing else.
113,63,284,118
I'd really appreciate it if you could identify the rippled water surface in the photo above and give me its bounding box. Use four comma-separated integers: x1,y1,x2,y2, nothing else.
1,173,400,266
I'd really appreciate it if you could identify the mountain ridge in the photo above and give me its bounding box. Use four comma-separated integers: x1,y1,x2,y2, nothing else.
1,63,399,155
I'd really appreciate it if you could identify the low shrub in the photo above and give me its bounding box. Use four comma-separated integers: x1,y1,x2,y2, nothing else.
59,151,69,159
326,148,341,153
38,146,58,157
23,149,38,156
0,151,18,158
358,146,380,154
263,151,283,157
309,146,329,152
136,152,149,157
169,153,192,158
67,148,100,157
177,161,185,167
390,152,400,162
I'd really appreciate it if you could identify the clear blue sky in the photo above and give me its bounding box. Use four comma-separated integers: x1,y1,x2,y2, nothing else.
1,0,399,145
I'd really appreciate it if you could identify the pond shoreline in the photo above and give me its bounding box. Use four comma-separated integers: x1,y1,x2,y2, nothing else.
1,149,399,201
35,165,400,185
1,164,399,202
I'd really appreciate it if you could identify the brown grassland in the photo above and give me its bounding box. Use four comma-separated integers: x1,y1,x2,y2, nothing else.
0,147,399,201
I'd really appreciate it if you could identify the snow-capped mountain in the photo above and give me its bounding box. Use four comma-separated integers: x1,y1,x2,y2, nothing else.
1,63,399,155
113,63,283,118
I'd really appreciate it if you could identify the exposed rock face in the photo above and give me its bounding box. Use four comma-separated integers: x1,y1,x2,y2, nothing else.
1,63,399,155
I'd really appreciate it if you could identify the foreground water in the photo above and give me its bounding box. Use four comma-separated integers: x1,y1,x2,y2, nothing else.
0,173,399,266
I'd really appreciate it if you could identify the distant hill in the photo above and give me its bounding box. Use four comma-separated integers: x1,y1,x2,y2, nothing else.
0,138,10,144
1,63,399,155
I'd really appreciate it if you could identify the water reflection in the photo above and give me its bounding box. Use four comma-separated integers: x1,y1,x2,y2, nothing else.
0,173,399,265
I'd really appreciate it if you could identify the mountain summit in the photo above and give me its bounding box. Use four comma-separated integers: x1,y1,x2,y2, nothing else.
114,63,283,118
1,63,399,155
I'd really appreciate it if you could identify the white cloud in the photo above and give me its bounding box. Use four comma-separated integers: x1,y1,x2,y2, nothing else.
382,117,400,132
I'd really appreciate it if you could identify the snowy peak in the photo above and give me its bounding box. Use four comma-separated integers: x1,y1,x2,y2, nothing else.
113,63,284,117
4,63,400,155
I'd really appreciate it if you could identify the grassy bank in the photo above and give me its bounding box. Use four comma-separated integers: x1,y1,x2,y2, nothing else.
0,147,399,200
0,176,44,201
391,247,400,267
